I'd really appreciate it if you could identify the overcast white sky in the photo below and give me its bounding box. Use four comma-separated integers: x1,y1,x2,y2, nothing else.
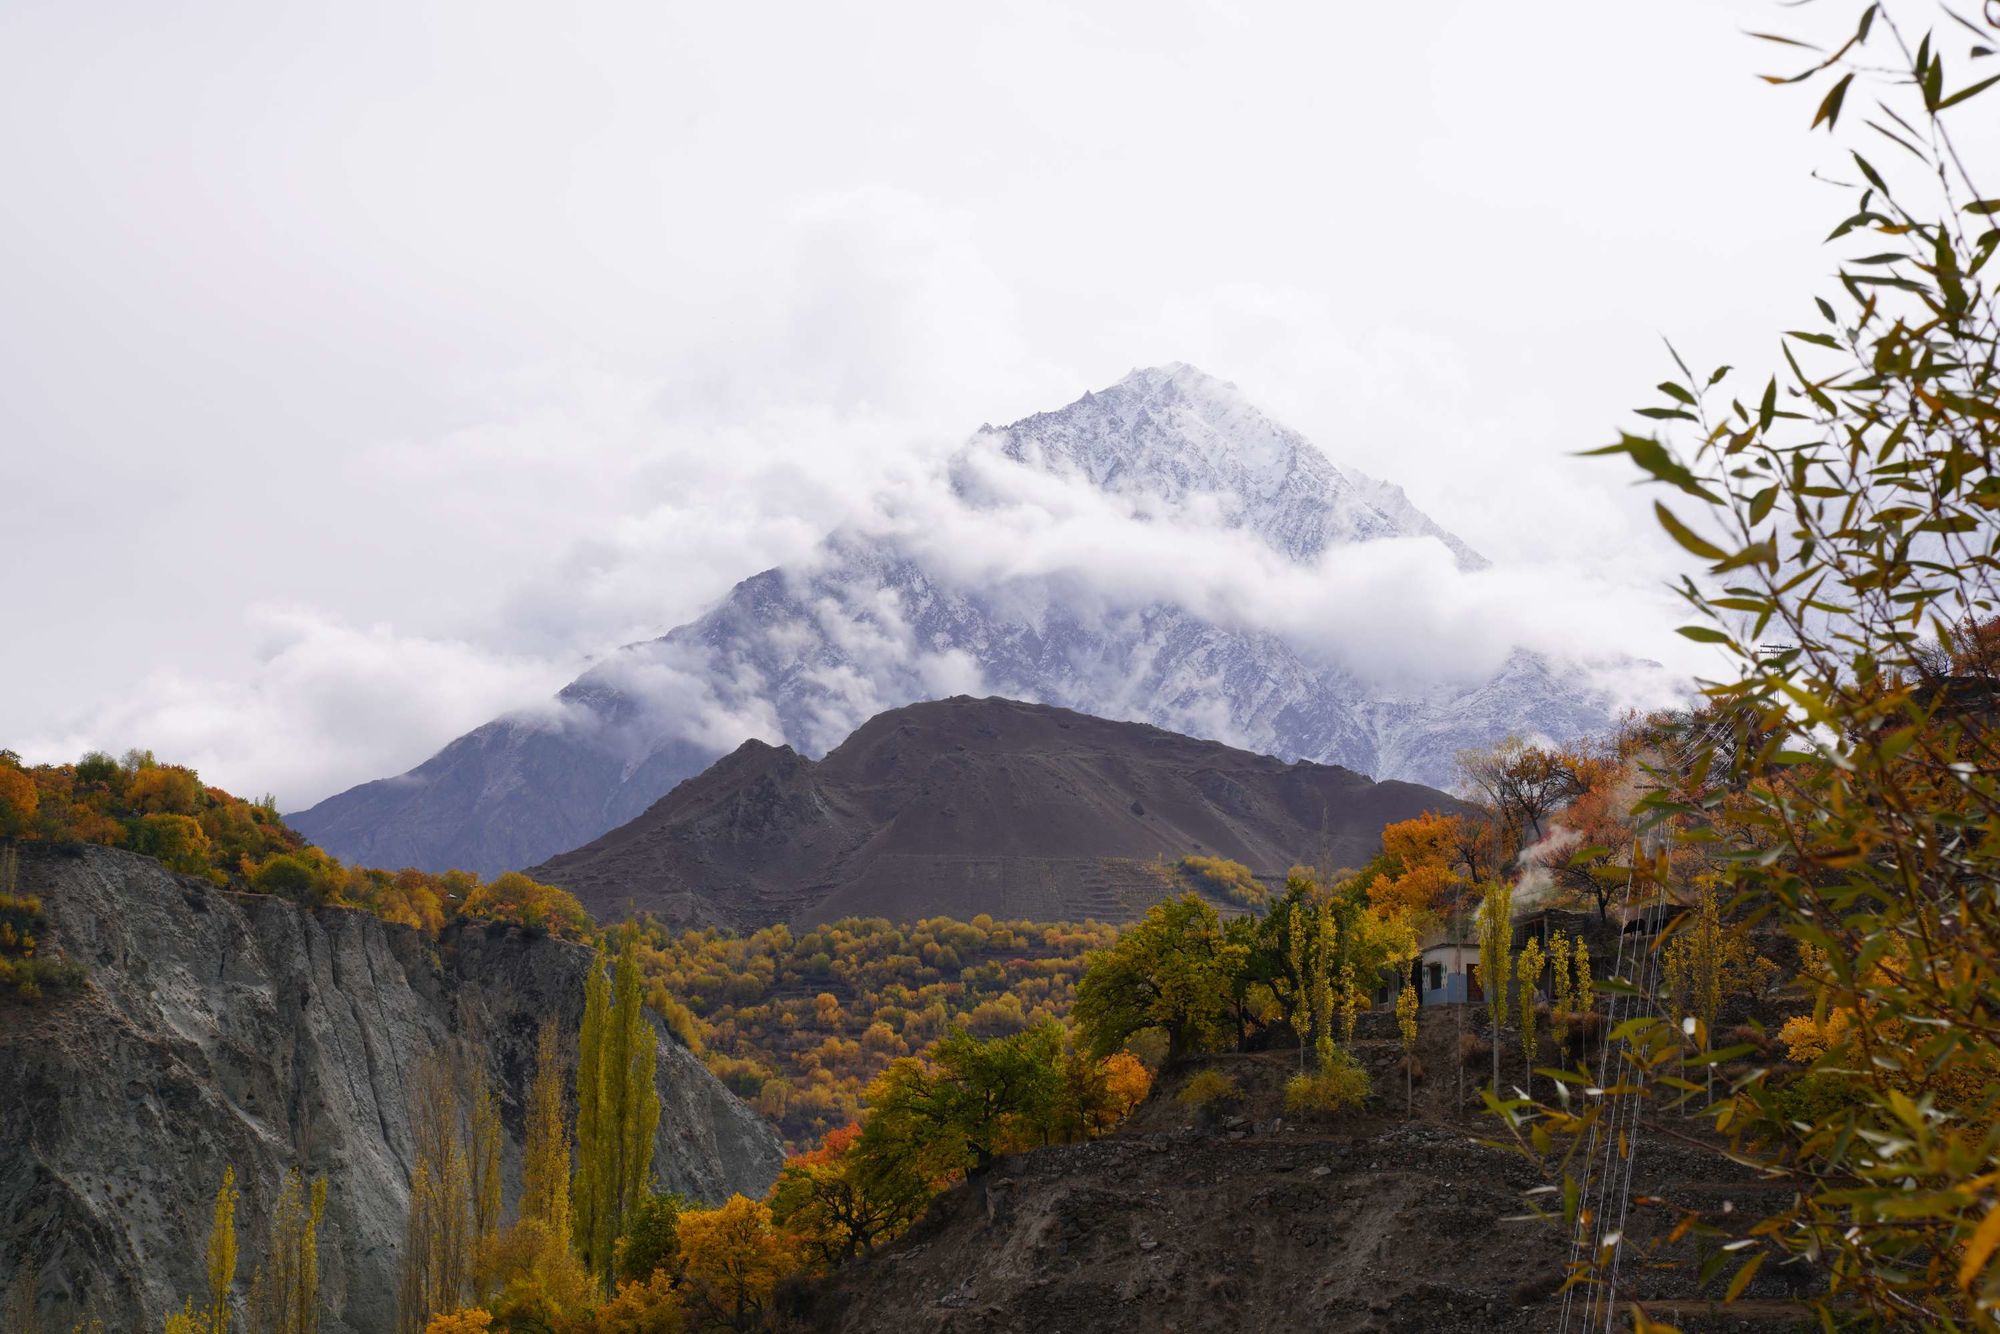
2,0,1950,806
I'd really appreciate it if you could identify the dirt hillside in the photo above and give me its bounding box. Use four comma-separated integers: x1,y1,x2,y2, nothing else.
531,696,1461,931
779,1007,1821,1334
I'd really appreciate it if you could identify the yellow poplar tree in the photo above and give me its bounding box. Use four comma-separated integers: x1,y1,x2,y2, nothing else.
1309,902,1336,1071
469,1074,503,1253
1549,929,1573,1055
1285,904,1310,1071
1515,936,1545,1096
486,1019,593,1328
248,1167,328,1334
1336,958,1361,1051
575,934,661,1290
205,1166,238,1334
522,1019,572,1238
1478,880,1513,1091
573,950,610,1272
1395,972,1419,1118
398,1050,474,1332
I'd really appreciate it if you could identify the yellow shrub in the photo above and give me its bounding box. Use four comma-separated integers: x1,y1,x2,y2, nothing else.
1175,1069,1242,1107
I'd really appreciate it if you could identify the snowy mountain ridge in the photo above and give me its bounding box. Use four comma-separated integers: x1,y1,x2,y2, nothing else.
290,365,1624,877
968,363,1488,570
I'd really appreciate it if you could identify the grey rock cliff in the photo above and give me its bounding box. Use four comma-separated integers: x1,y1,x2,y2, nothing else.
0,844,783,1333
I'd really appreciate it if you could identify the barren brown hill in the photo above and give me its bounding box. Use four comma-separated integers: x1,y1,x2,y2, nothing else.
528,696,1462,931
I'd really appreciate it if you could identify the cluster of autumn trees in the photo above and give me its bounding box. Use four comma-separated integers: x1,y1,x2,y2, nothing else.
0,749,595,954
629,915,1116,1148
162,929,1154,1334
163,1165,330,1334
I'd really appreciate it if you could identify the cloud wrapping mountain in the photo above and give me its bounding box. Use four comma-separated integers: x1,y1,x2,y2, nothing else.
291,365,1670,875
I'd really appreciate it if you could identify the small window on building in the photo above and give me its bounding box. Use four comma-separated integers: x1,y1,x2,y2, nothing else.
1427,962,1444,992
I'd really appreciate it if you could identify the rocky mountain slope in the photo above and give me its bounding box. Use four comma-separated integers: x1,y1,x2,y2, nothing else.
292,364,1632,877
0,844,783,1333
529,696,1462,932
781,1014,1815,1334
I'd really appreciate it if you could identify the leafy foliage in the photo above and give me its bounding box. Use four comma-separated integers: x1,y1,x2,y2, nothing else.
1282,1048,1370,1116
1493,4,2000,1324
1073,895,1246,1063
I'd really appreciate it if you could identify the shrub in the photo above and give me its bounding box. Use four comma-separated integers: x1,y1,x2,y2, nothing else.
1175,1070,1243,1107
1284,1051,1369,1115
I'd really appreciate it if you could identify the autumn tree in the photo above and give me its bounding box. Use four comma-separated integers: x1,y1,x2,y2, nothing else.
461,872,593,942
1283,899,1311,1068
1395,970,1419,1118
1072,894,1244,1064
1661,876,1775,1103
592,1271,683,1334
768,1124,929,1269
468,1072,502,1256
674,1196,798,1333
478,1021,594,1329
247,1168,327,1334
420,1312,492,1334
127,763,201,816
1457,739,1587,855
0,761,38,838
855,1022,1061,1181
139,813,216,879
575,934,661,1289
1366,811,1477,922
204,1166,239,1334
521,1020,572,1238
398,1051,474,1332
1049,1045,1150,1144
1524,752,1676,924
1476,881,1512,1091
1514,936,1544,1098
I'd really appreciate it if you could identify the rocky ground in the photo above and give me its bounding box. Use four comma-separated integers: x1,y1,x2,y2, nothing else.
781,1008,1821,1334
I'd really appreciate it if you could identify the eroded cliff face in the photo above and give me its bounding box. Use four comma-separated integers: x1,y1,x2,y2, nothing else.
0,844,783,1333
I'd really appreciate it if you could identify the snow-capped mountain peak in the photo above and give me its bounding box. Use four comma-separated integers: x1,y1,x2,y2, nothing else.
291,365,1584,876
969,363,1486,570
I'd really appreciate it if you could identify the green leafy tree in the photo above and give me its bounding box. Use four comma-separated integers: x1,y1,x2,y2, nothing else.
769,1125,928,1270
854,1022,1063,1179
615,1194,683,1285
1073,894,1245,1064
